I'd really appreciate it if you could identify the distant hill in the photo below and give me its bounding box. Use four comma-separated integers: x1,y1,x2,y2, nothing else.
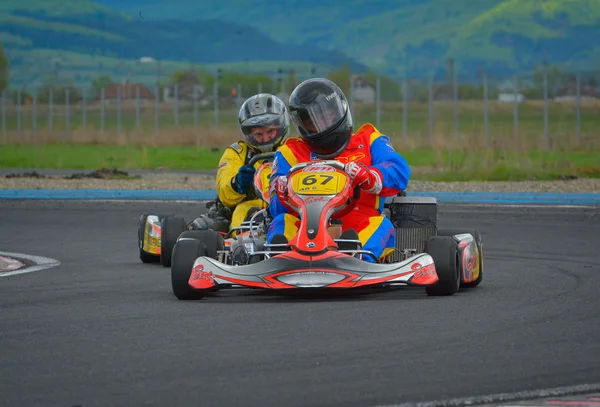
95,0,600,77
1,0,366,88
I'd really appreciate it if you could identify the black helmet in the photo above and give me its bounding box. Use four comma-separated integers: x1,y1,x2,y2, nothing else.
288,78,353,159
238,93,290,153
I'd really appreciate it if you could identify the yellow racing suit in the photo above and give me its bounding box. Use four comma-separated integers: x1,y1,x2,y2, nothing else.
216,141,272,230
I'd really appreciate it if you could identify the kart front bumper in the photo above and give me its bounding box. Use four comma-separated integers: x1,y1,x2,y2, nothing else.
188,250,439,290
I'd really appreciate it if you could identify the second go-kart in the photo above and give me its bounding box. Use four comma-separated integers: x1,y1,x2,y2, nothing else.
170,159,484,300
137,152,275,267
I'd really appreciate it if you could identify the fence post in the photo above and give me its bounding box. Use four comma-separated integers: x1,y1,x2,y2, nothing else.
576,74,581,145
49,87,54,137
258,82,263,94
543,71,549,150
375,76,381,129
65,88,70,140
453,72,459,137
117,86,122,134
483,74,489,147
513,74,519,146
402,76,408,141
100,88,105,139
213,81,220,133
154,84,159,138
17,89,22,137
135,85,140,131
236,83,242,108
82,87,87,130
1,90,5,142
32,87,37,139
428,76,434,146
193,85,198,129
349,76,355,122
174,83,179,127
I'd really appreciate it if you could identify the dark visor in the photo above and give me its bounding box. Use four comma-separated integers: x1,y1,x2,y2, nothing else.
290,92,347,137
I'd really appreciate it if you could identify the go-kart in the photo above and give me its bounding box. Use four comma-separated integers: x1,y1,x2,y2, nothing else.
170,159,484,300
137,152,275,267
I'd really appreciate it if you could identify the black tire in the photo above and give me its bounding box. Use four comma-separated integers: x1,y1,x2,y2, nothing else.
424,236,460,296
138,213,175,263
171,239,207,300
437,228,483,288
160,216,187,267
178,230,224,259
138,214,159,263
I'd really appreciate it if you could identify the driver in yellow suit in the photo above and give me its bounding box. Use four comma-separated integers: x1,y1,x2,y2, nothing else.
216,93,291,230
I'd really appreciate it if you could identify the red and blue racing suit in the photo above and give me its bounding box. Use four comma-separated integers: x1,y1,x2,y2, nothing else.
267,123,411,262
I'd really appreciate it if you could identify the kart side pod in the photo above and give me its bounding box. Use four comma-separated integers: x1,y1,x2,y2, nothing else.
386,196,438,261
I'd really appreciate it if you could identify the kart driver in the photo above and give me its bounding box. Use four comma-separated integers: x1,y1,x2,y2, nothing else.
216,93,290,230
266,78,411,262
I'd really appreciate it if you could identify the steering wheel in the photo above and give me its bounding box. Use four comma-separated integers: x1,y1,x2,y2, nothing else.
248,152,276,167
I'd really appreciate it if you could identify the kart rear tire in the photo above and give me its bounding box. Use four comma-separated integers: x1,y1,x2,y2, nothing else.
171,238,207,300
138,213,175,263
160,216,187,268
138,214,159,263
437,228,483,288
424,236,460,296
138,213,172,263
178,230,224,259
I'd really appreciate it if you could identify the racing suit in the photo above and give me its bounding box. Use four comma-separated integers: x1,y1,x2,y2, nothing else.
267,123,411,262
216,141,271,230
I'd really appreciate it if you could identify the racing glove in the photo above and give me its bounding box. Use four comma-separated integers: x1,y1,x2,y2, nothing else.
270,175,295,212
233,165,256,194
273,175,289,203
344,162,382,195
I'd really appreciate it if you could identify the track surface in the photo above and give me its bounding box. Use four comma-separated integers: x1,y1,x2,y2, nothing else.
1,200,599,407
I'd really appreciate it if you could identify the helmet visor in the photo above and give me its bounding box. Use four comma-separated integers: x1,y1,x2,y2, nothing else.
240,114,288,150
290,92,347,137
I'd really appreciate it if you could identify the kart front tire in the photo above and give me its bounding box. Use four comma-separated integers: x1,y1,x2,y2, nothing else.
171,239,207,300
437,228,483,288
160,216,187,268
424,236,460,296
178,230,224,259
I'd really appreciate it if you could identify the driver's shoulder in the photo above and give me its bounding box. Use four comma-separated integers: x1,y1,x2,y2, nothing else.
224,141,250,158
279,137,309,154
352,123,390,146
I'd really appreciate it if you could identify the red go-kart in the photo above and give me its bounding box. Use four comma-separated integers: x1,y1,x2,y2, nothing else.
170,160,483,300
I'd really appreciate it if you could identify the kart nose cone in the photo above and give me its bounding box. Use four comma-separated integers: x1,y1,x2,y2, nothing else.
275,271,348,287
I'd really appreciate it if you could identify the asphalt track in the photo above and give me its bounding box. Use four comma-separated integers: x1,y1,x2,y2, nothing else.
1,200,600,407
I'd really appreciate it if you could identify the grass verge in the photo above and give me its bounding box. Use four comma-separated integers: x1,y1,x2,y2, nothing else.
2,144,599,182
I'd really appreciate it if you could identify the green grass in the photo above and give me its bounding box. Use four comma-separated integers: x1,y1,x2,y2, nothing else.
1,145,599,182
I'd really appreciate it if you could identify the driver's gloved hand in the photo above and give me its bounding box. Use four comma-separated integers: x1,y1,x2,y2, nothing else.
233,165,256,194
273,175,289,203
344,162,382,194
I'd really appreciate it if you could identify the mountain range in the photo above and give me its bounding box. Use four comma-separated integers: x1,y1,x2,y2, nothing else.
2,0,600,87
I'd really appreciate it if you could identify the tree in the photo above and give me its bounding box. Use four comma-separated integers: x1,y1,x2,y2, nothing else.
0,41,9,93
327,64,352,96
92,75,112,89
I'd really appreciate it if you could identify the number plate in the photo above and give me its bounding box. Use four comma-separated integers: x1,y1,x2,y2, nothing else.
290,171,346,195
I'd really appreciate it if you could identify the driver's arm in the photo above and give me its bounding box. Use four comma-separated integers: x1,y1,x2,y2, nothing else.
268,147,296,218
368,133,411,196
216,145,247,207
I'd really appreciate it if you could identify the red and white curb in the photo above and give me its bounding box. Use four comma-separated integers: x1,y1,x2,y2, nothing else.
0,251,61,277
